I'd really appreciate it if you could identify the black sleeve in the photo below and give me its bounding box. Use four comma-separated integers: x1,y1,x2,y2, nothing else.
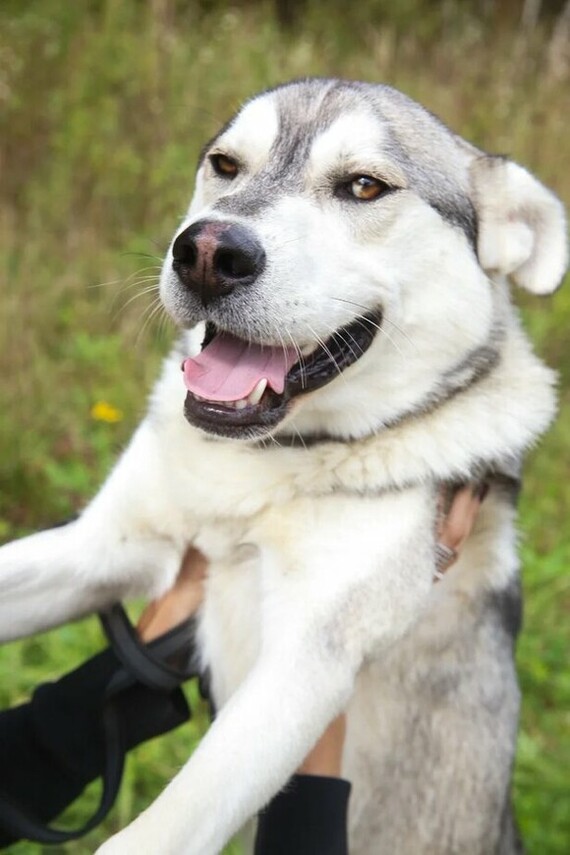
254,774,351,855
0,646,189,848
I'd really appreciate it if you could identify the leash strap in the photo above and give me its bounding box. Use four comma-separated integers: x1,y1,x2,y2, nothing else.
0,701,124,844
100,603,200,695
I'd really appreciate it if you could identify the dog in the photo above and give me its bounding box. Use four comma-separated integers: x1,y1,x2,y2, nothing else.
0,78,567,854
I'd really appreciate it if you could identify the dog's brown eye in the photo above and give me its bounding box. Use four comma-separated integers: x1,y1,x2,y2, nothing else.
348,176,389,201
210,153,239,179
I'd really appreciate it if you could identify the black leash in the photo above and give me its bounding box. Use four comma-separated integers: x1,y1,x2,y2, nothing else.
0,702,124,845
0,605,198,845
100,603,200,693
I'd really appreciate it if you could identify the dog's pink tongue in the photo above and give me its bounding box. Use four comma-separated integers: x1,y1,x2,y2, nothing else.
183,333,297,402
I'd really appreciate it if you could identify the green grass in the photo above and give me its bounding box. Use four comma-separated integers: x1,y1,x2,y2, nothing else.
0,1,568,852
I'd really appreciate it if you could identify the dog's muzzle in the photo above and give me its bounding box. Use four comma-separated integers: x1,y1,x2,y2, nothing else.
171,221,382,441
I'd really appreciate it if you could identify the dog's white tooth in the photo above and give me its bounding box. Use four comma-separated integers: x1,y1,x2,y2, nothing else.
235,399,248,410
248,378,267,406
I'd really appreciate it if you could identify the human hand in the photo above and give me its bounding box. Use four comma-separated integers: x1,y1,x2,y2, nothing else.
434,483,487,579
137,547,208,642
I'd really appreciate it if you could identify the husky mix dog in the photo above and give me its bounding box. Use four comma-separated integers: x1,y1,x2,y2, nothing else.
0,79,567,854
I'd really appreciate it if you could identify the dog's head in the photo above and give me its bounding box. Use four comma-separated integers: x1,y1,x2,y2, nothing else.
160,79,567,441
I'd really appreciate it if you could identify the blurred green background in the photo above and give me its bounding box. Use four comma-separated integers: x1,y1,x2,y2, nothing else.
0,1,568,852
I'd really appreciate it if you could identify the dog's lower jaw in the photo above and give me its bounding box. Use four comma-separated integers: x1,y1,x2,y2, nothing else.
183,387,292,440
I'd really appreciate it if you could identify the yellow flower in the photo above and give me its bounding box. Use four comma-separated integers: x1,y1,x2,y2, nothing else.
90,400,123,423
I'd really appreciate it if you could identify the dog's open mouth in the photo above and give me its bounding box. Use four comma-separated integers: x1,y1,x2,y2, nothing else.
181,311,382,438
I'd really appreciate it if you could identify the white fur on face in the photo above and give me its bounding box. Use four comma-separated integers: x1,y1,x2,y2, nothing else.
191,93,281,216
219,94,280,170
307,111,407,189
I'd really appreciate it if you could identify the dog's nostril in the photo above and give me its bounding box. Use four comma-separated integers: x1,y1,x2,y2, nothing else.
172,240,197,268
215,247,257,280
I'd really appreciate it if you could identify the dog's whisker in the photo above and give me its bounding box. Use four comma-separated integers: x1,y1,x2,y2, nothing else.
155,324,171,348
126,280,160,293
266,432,283,449
276,326,303,396
119,284,161,313
135,298,167,345
123,272,162,283
88,276,125,290
376,316,416,353
275,328,289,368
291,425,308,451
355,316,408,359
315,319,363,363
134,293,162,325
330,296,416,354
122,279,161,291
102,277,162,307
155,310,173,344
350,317,407,360
146,237,170,253
377,327,405,359
284,329,307,390
116,274,162,293
90,265,163,291
125,264,163,275
335,329,363,362
245,315,254,349
309,318,363,360
305,323,346,384
121,251,164,262
272,235,304,251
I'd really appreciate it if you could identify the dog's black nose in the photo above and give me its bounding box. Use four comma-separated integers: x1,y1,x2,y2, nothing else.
172,220,266,306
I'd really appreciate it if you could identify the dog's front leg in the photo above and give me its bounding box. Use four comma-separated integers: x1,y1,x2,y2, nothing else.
0,421,186,641
98,629,356,855
97,487,436,855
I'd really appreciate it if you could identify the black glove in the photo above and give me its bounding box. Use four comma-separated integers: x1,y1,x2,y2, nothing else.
255,774,352,855
0,613,198,847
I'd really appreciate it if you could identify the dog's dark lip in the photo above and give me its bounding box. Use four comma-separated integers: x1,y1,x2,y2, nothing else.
184,310,383,439
184,387,288,439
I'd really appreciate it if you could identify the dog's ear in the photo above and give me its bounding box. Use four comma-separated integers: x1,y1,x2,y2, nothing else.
470,155,568,294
